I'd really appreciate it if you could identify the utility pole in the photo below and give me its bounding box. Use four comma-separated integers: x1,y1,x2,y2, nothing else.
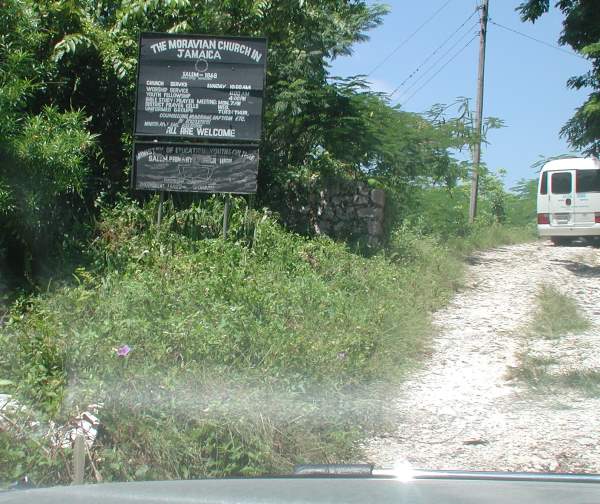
468,0,489,224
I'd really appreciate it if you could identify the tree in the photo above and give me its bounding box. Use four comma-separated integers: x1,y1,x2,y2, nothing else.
506,178,538,226
39,0,390,191
0,0,390,278
0,0,96,279
518,0,600,155
1,0,474,281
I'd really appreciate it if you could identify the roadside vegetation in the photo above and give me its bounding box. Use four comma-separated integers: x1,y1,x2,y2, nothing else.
509,284,596,395
0,199,533,485
0,0,537,487
513,357,600,397
529,284,591,339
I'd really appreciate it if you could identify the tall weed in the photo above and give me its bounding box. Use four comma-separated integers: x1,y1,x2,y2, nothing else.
1,198,533,485
1,199,448,484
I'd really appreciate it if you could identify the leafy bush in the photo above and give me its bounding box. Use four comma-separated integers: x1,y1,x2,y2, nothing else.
1,198,463,484
505,178,538,228
396,171,536,252
445,223,535,257
0,1,98,280
0,195,535,485
0,0,538,486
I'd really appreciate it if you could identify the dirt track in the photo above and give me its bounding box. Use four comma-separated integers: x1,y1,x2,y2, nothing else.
365,240,600,473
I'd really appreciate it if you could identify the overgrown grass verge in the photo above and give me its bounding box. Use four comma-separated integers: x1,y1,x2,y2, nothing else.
0,199,534,486
507,354,559,389
529,284,591,339
446,223,536,258
508,284,594,395
508,355,600,397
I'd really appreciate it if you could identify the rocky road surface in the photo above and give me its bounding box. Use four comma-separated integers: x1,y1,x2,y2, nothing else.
365,240,600,473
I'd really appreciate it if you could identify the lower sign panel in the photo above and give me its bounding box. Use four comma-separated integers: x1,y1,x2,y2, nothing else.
133,143,259,194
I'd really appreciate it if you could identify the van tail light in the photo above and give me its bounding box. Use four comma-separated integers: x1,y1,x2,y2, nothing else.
537,213,550,225
595,213,600,224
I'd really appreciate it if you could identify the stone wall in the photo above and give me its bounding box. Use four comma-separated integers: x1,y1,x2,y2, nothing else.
288,180,386,246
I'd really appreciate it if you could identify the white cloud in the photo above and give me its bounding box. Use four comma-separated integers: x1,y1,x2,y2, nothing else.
367,77,396,96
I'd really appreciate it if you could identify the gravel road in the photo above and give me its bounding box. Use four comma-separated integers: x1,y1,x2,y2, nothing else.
365,240,600,473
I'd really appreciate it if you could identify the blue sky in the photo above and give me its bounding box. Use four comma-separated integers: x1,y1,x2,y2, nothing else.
329,0,592,189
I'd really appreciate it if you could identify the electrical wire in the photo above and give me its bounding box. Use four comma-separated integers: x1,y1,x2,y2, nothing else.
367,0,454,76
489,19,587,61
400,34,479,107
388,8,479,97
394,23,479,100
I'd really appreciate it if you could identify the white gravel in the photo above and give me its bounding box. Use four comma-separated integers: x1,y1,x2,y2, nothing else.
364,240,600,473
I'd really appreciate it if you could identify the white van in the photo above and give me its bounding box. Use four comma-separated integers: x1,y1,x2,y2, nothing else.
537,157,600,245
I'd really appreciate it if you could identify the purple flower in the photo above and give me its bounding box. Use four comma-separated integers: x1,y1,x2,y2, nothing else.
116,345,131,357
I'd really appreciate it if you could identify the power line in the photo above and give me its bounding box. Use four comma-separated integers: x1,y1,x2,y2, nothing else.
389,8,479,97
401,34,478,107
391,21,479,98
489,19,587,60
367,0,454,76
401,34,477,106
395,23,479,100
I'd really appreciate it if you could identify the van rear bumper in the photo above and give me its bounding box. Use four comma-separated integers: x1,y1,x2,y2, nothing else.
538,224,600,237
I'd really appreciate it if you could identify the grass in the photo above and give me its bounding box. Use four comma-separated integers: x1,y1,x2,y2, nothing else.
507,354,559,388
509,355,600,397
529,284,591,339
559,370,600,395
446,223,536,258
510,284,595,395
0,198,535,486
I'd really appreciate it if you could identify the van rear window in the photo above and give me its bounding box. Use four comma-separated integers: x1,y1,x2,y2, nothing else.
540,172,547,195
551,172,571,194
576,169,600,193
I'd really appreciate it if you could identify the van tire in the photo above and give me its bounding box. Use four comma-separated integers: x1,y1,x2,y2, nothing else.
551,237,571,246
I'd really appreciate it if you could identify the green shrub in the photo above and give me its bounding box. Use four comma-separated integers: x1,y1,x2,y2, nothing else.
1,198,462,484
445,223,535,257
1,197,535,485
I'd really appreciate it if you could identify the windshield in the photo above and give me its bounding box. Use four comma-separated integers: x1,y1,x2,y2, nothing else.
1,0,600,489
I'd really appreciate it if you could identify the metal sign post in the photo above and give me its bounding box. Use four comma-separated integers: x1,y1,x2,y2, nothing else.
223,194,231,239
157,190,165,228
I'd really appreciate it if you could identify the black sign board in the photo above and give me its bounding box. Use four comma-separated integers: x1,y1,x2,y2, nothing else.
135,33,267,142
133,143,259,194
